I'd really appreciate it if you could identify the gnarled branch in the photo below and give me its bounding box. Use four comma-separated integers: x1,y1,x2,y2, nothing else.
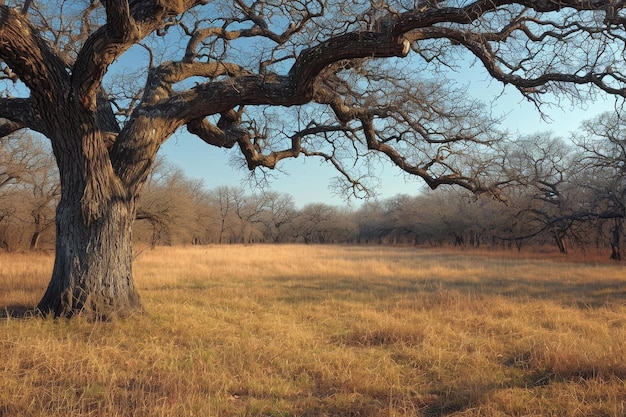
0,97,42,137
0,6,69,108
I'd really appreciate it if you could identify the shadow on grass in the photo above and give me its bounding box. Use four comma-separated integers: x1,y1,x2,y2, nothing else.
413,275,626,309
419,363,626,417
0,305,40,319
273,272,626,309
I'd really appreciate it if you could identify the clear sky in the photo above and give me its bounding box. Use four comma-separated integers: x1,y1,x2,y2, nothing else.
158,64,617,208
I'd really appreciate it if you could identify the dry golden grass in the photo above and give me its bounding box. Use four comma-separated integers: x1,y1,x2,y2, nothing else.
1,245,626,416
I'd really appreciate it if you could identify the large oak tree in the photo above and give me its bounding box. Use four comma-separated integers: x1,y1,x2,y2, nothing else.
0,0,624,318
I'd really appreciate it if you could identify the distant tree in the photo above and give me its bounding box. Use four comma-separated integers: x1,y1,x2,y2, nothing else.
22,144,59,251
574,112,626,259
0,135,30,249
136,162,205,246
422,188,502,247
255,191,297,243
206,186,248,244
0,0,624,318
0,134,40,191
134,158,173,247
355,200,389,244
230,188,264,243
0,134,58,250
496,134,581,253
295,203,356,243
380,194,445,245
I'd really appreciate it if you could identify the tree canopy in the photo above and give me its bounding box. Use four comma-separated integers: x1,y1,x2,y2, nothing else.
1,0,624,194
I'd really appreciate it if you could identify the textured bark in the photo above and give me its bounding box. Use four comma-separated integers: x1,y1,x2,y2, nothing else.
38,194,140,319
0,4,172,318
37,122,144,319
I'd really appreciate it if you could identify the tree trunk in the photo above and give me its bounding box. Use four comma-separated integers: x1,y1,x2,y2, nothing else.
27,88,161,319
552,230,567,254
610,219,622,261
37,180,142,320
29,231,41,251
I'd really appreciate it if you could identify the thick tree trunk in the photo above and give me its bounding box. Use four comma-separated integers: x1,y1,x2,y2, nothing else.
37,185,142,320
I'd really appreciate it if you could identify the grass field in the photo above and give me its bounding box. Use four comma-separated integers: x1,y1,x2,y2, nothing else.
1,245,626,416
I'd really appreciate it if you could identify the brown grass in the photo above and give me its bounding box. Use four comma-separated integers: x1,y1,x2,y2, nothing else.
1,245,626,416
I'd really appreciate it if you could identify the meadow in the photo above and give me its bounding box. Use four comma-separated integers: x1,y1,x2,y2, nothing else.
1,245,626,416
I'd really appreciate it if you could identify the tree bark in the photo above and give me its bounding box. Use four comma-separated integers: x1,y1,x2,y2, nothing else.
36,122,145,319
37,192,141,319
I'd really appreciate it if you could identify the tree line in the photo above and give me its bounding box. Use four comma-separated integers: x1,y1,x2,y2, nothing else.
2,110,624,259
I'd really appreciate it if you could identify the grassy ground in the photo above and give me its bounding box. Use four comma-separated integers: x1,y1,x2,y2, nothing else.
1,245,626,416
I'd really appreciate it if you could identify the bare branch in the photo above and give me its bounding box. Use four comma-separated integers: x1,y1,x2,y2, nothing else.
0,97,42,136
0,6,70,107
186,117,240,148
71,0,204,111
0,120,24,137
21,0,32,15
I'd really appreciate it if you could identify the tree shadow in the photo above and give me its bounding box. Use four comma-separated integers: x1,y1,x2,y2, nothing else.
277,275,626,309
0,305,41,319
272,255,626,309
429,276,626,308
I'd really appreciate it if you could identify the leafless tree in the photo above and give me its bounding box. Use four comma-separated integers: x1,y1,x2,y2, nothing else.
0,0,624,318
574,111,626,259
23,146,59,251
495,134,585,252
294,203,357,243
136,161,205,246
0,133,39,190
0,133,58,250
254,191,297,243
355,200,389,244
207,186,243,244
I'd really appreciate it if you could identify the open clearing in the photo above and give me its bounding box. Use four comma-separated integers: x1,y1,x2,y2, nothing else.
1,245,626,416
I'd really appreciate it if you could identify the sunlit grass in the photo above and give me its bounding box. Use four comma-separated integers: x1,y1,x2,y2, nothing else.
1,245,626,416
